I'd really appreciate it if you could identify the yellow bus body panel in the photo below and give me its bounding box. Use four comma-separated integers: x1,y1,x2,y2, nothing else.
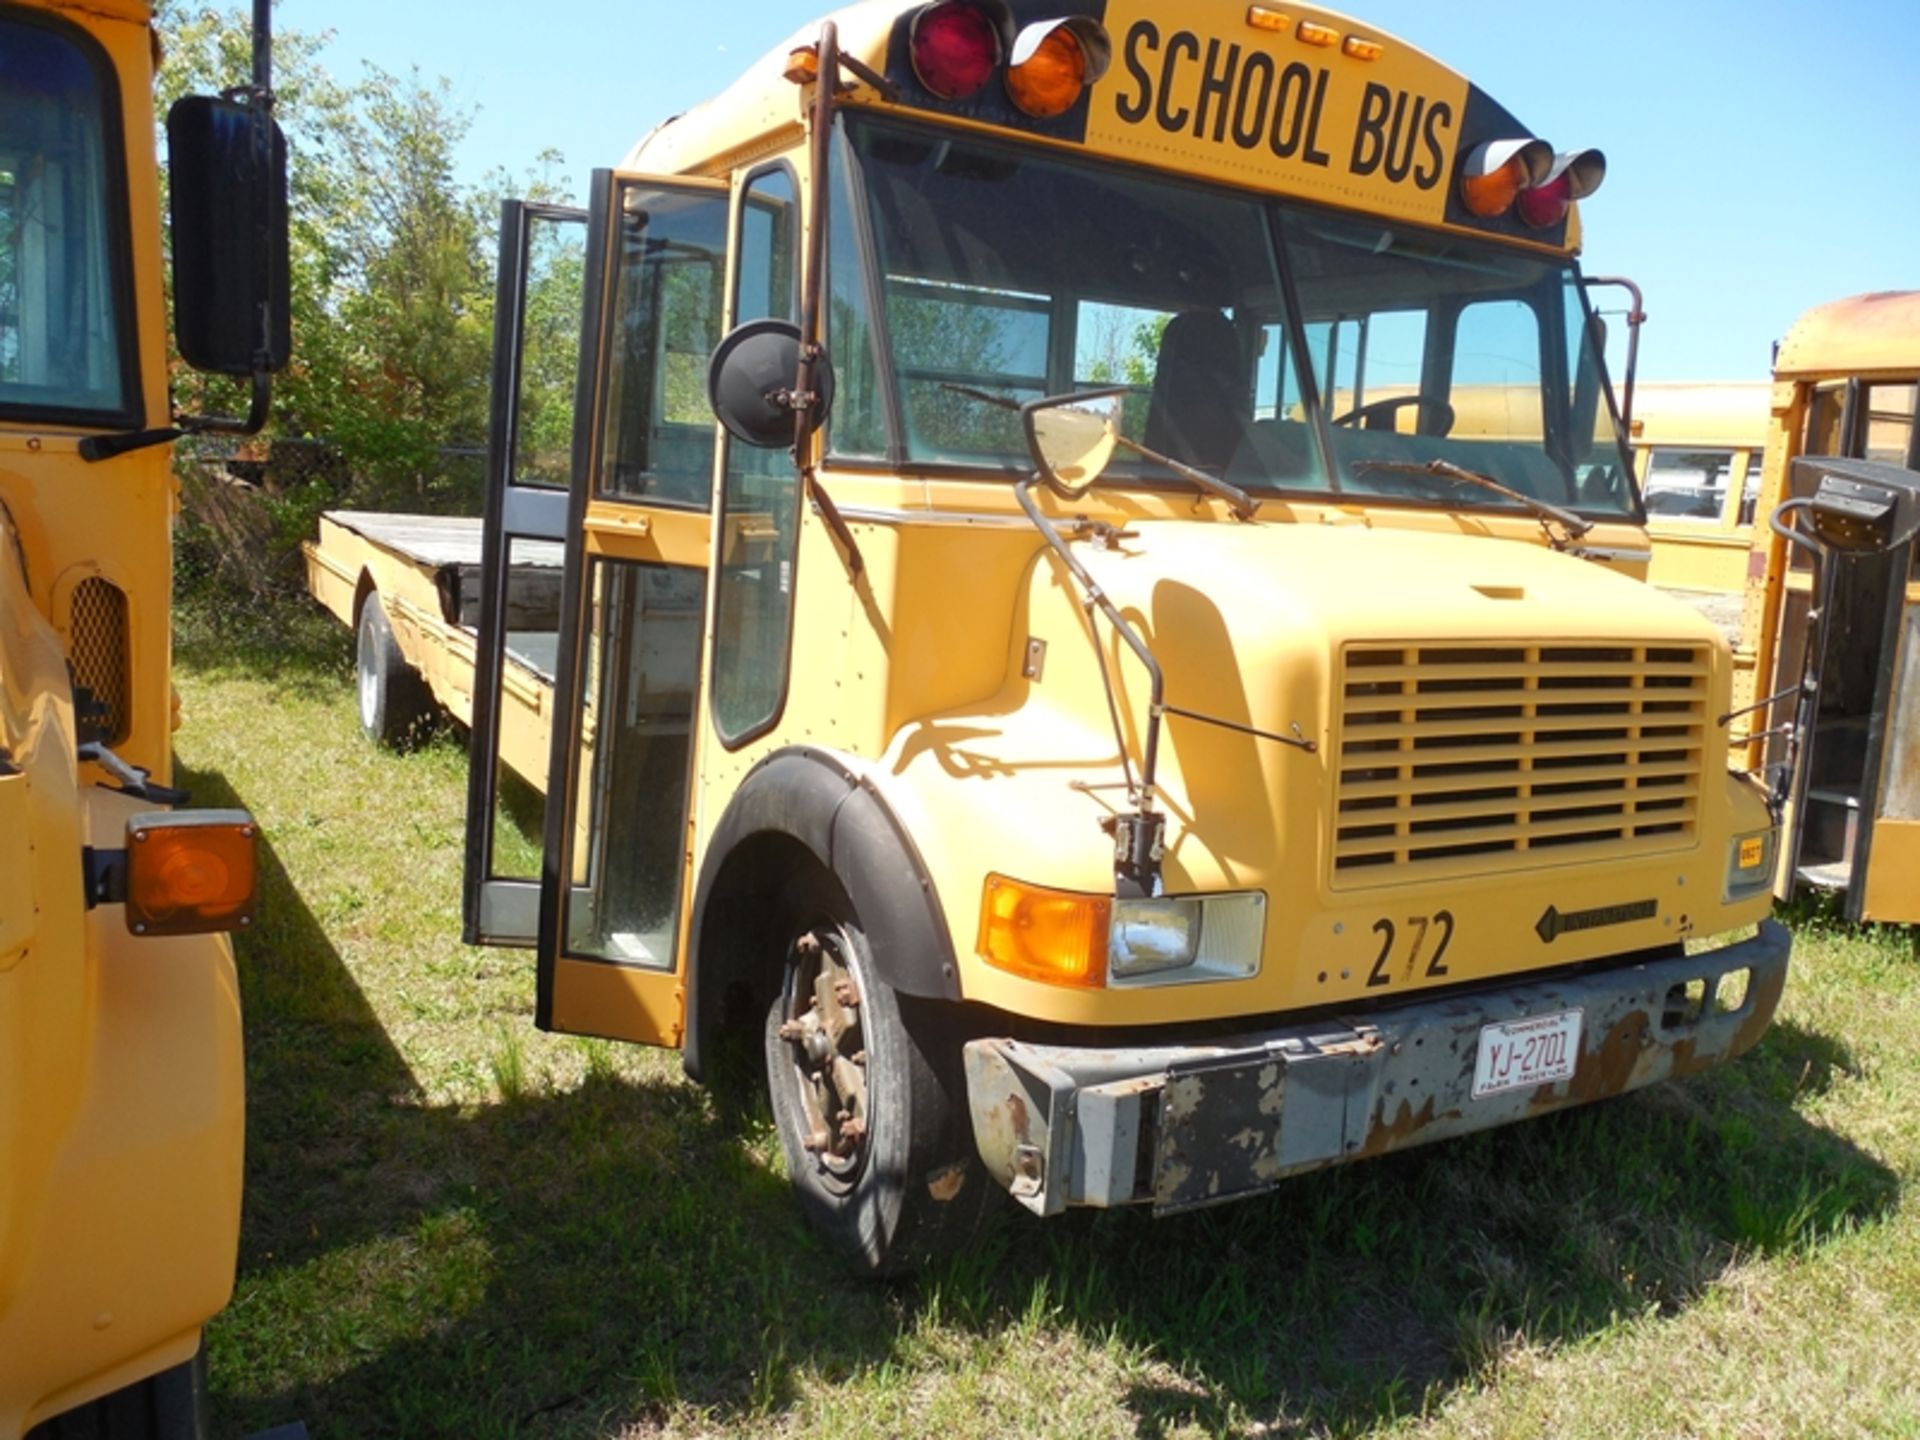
0,0,248,1428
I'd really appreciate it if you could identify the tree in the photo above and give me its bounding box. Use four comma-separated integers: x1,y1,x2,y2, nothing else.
155,3,576,555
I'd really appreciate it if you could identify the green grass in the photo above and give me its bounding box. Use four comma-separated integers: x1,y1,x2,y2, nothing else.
176,596,1920,1439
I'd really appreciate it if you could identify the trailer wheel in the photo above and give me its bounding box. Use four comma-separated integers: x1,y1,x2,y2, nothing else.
356,596,433,750
764,871,995,1276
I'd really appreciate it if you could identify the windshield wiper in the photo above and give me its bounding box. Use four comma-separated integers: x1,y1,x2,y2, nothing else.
1353,459,1593,551
940,383,1259,520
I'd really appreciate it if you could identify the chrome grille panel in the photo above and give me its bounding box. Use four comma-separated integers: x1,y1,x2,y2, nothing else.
1332,643,1708,887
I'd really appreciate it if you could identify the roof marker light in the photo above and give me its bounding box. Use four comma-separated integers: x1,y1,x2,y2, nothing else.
1458,137,1553,218
1246,5,1289,32
910,1,1007,101
1342,35,1384,61
1006,17,1111,118
1516,148,1607,228
1296,21,1339,46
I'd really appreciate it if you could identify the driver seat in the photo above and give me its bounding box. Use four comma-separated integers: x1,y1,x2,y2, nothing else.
1144,310,1249,472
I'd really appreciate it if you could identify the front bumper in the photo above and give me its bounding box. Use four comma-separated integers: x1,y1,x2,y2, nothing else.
963,921,1790,1215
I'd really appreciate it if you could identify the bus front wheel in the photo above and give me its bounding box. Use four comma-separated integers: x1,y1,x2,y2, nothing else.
763,872,994,1276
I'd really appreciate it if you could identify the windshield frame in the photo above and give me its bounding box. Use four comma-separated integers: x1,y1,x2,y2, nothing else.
827,110,1643,526
0,3,141,432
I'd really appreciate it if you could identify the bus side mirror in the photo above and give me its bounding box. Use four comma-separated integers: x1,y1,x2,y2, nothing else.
709,320,834,448
167,95,290,377
1023,388,1125,499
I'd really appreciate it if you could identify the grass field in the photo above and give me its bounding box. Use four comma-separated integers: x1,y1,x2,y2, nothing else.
176,598,1920,1439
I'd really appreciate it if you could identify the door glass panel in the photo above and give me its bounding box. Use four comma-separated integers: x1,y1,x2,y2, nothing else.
713,168,798,744
514,216,588,487
563,557,707,967
1863,382,1917,468
596,182,728,506
487,535,565,880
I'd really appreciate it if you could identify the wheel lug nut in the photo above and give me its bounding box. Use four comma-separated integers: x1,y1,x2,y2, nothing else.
777,1020,807,1044
839,1116,867,1141
803,1129,831,1153
834,981,859,1008
796,932,822,956
851,1050,867,1066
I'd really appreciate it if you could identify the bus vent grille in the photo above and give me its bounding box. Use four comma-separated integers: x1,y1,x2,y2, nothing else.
69,576,131,745
1332,641,1708,888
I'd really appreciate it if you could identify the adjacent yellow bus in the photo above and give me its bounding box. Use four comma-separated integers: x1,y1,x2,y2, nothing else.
0,2,282,1433
1631,380,1770,596
1735,291,1920,923
434,0,1788,1273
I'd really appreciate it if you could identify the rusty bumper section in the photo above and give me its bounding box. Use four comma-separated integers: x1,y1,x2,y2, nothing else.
963,921,1790,1216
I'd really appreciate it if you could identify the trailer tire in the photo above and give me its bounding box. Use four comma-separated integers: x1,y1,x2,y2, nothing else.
356,596,434,750
26,1347,208,1439
763,870,996,1276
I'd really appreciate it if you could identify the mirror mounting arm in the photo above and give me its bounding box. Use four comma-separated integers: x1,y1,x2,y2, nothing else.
791,21,865,580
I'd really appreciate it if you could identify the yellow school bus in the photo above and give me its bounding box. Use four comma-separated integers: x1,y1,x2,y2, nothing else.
1631,381,1770,595
1735,291,1920,923
0,1,282,1433
457,0,1788,1273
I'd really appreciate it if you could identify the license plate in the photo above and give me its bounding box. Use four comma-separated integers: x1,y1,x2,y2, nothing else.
1471,1008,1584,1099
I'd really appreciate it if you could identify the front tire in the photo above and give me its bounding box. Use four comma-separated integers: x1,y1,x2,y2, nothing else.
763,872,995,1276
355,595,433,750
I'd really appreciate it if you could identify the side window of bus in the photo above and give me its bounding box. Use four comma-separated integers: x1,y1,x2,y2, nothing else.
596,188,727,506
712,166,799,745
1738,449,1767,526
1643,448,1735,521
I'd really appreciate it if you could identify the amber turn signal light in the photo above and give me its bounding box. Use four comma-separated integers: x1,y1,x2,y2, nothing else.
126,810,258,937
978,873,1110,987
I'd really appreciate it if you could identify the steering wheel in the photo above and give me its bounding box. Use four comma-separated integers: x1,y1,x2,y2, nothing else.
1330,394,1456,436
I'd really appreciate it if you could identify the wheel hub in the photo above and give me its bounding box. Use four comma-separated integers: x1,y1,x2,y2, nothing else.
778,927,870,1175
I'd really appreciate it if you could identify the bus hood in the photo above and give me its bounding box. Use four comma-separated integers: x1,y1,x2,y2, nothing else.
1068,517,1725,750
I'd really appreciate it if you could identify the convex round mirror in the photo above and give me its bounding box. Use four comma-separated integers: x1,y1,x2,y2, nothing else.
1023,387,1126,499
708,319,835,448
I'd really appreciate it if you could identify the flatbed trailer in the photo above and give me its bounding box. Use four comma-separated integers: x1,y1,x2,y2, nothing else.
302,511,560,786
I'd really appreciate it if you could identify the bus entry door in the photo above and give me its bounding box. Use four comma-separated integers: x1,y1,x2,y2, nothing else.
465,169,729,1047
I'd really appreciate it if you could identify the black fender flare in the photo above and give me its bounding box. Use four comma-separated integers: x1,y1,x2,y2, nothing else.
683,746,960,1083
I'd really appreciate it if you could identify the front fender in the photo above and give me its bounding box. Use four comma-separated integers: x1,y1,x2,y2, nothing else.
684,746,959,1082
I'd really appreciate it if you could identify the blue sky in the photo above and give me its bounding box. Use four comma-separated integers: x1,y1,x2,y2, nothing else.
283,0,1917,381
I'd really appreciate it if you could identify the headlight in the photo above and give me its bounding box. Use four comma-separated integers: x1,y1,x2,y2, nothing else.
1725,827,1777,900
1109,893,1265,987
978,878,1265,988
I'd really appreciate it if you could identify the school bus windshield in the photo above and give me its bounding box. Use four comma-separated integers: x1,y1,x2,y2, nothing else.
833,115,1635,519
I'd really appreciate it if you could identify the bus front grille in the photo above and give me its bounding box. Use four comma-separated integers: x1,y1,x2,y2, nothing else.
1332,642,1708,887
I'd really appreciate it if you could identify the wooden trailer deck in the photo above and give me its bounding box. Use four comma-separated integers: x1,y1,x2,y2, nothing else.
303,510,561,789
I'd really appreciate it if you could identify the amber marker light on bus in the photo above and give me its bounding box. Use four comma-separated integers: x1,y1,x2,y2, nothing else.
1342,35,1384,61
978,874,1111,988
783,45,820,85
910,0,1007,100
125,810,258,937
1515,147,1607,228
1245,6,1289,34
1296,20,1339,46
1006,17,1110,118
1458,137,1553,218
